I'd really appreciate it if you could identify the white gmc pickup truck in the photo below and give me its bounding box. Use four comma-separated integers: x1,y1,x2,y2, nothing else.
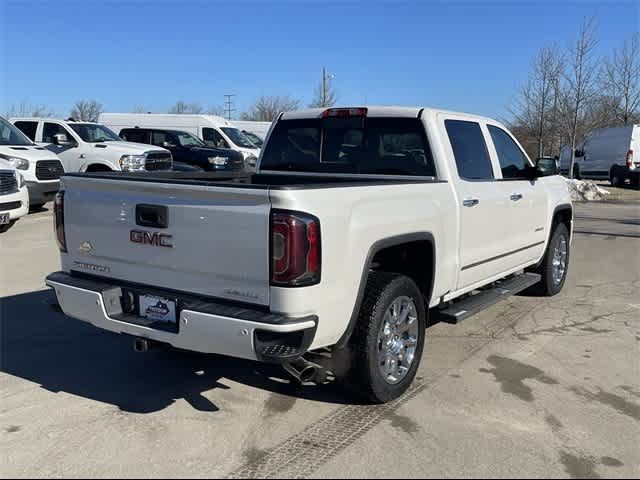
46,107,572,403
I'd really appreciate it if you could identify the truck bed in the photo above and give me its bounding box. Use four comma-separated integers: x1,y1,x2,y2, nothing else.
63,171,441,190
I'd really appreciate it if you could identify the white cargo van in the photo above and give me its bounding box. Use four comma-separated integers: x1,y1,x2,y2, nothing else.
100,113,261,167
232,120,272,138
560,124,639,187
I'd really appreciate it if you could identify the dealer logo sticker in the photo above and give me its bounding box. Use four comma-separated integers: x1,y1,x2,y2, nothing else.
146,300,170,319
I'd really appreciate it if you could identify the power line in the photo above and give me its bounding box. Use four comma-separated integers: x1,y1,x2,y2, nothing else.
224,94,236,120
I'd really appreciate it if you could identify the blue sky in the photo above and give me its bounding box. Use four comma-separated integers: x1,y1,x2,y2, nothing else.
1,1,637,120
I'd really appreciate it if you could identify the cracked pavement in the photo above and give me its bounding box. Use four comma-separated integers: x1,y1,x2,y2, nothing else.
1,201,639,478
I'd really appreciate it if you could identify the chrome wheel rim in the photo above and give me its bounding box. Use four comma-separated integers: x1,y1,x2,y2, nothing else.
552,235,568,286
377,296,420,385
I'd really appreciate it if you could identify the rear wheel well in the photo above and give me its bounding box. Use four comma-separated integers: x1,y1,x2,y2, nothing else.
552,206,572,233
86,164,112,172
370,240,434,305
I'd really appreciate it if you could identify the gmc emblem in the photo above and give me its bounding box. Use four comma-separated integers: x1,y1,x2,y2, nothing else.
130,230,174,248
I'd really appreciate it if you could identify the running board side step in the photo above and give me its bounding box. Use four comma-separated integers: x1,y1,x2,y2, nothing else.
433,273,541,324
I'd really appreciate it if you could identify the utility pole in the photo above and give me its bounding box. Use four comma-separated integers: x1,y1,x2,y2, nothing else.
322,67,327,107
224,94,236,120
321,67,335,107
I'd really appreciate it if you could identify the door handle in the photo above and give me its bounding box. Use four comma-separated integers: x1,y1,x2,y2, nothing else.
463,198,480,207
510,193,523,201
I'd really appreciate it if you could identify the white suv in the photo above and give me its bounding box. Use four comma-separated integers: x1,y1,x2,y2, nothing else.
0,160,29,233
0,116,64,209
11,118,173,173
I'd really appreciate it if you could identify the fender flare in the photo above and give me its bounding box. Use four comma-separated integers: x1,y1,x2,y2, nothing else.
335,232,436,348
534,203,573,268
551,203,573,235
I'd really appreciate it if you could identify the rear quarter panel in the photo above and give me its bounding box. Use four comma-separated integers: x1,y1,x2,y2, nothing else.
269,182,457,349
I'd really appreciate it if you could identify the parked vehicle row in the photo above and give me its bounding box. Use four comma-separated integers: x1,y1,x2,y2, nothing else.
11,117,173,173
119,128,245,172
46,106,572,404
560,124,640,187
100,113,262,169
2,112,266,232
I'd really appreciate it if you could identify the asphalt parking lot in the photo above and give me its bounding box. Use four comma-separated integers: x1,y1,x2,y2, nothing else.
1,201,639,478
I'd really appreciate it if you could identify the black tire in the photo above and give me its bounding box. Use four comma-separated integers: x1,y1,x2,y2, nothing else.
345,272,426,404
631,174,640,189
530,223,570,296
610,166,625,187
0,220,16,233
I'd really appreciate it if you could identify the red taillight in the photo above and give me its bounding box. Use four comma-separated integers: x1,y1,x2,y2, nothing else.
53,191,67,253
322,107,368,118
271,211,321,286
627,149,634,167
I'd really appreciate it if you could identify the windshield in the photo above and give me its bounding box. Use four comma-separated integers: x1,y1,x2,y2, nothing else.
261,117,436,176
243,131,264,147
69,123,121,143
176,131,206,147
221,127,258,149
0,117,33,146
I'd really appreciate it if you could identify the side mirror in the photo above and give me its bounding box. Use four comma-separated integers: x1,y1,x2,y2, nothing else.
535,158,559,177
575,149,585,158
53,133,72,146
162,141,176,148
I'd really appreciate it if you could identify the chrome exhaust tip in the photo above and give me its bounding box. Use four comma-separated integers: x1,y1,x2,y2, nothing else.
283,358,320,384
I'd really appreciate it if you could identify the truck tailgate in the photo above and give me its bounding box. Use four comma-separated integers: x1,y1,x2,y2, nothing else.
62,177,271,306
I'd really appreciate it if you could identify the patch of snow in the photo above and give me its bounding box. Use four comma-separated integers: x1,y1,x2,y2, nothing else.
565,179,610,202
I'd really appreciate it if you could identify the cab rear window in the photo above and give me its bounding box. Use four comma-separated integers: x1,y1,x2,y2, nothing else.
261,118,436,177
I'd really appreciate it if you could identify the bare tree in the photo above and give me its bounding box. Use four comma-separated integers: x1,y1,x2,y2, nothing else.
132,105,150,113
558,18,599,178
510,45,564,158
5,100,56,118
168,101,204,114
70,100,103,122
309,67,337,108
207,105,225,116
600,33,640,125
241,96,301,121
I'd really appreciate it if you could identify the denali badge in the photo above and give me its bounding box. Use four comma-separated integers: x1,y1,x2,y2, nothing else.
130,230,174,248
73,261,111,274
224,288,260,300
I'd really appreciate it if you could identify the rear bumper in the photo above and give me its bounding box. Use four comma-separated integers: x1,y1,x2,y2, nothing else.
27,180,60,205
45,272,317,362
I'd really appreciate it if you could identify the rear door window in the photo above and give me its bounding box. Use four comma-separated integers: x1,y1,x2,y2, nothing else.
261,117,436,176
13,121,38,141
445,120,494,180
151,131,178,147
121,129,150,144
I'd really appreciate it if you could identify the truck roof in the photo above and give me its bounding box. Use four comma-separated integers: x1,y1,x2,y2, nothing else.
99,113,234,127
280,106,497,123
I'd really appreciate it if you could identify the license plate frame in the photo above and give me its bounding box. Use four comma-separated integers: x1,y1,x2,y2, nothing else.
138,294,177,326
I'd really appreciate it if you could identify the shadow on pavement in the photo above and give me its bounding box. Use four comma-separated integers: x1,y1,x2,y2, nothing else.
0,289,357,415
